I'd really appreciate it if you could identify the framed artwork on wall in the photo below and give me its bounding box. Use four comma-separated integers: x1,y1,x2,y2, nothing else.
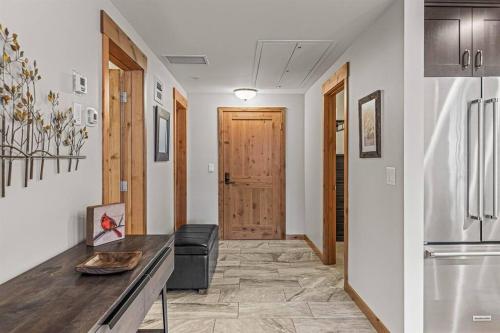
155,105,170,161
358,90,382,158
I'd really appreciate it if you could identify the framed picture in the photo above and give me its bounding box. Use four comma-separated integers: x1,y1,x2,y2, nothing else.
154,76,164,105
86,203,125,246
358,90,381,158
155,105,170,161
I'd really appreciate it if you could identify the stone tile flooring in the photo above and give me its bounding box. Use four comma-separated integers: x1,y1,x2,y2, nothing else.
141,240,375,333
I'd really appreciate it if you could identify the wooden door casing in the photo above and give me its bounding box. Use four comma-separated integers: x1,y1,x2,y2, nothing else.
218,107,285,240
102,11,147,235
174,88,188,231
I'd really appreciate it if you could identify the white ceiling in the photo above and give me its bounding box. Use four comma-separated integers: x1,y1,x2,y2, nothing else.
111,0,394,94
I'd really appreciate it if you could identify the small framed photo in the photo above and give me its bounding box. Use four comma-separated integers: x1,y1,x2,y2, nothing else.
86,203,125,246
358,90,382,158
155,105,170,161
154,76,164,105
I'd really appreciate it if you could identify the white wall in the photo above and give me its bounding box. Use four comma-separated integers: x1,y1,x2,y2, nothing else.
404,0,424,331
0,0,185,283
304,0,404,332
187,93,305,235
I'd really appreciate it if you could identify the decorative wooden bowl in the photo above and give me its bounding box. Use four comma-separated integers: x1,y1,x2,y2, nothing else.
75,251,142,275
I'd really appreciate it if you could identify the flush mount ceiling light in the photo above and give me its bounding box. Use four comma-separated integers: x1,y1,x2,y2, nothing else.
234,88,257,101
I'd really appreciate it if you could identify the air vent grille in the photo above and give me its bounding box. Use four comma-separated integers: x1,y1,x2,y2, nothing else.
164,55,209,65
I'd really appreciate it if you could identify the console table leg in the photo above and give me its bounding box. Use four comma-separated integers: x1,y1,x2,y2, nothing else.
162,286,168,332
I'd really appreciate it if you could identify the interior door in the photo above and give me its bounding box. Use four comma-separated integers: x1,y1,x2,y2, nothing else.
105,69,122,204
425,7,473,77
473,8,500,77
221,109,284,240
174,92,188,230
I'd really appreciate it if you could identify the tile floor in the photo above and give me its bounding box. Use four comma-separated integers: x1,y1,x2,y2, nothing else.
140,240,375,333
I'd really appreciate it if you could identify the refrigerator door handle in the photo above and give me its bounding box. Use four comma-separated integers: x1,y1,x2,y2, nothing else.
425,250,500,258
467,99,483,221
485,98,499,220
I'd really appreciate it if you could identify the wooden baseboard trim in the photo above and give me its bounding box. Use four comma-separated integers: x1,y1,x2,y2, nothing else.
345,282,389,333
286,234,305,240
304,235,323,261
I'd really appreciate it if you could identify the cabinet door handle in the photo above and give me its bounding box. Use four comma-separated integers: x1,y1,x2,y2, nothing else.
462,49,471,69
475,49,484,69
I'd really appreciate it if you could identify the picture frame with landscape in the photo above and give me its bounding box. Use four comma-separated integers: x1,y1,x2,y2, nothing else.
358,90,381,158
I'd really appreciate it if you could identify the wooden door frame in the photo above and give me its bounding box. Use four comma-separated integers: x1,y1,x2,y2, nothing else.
173,88,188,231
322,63,349,276
101,10,147,234
217,107,286,240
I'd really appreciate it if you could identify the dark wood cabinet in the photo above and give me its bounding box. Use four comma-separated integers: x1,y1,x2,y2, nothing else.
425,7,472,76
425,5,500,77
473,8,500,76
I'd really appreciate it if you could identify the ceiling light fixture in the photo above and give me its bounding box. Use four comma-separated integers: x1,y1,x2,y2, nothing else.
234,88,257,101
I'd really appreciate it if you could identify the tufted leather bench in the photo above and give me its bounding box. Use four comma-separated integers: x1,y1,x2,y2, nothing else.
167,224,219,292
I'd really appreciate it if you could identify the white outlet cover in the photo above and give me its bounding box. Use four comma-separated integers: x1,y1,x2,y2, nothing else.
72,102,82,125
208,163,215,173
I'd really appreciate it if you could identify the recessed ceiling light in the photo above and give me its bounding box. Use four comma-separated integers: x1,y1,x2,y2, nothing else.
234,88,257,101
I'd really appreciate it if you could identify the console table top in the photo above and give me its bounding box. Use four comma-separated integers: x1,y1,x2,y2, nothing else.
0,234,174,333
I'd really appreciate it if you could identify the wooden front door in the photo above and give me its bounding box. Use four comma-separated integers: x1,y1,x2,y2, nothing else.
218,107,285,240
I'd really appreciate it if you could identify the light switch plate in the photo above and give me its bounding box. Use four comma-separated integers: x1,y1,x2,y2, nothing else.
72,102,82,125
208,163,215,173
386,167,396,186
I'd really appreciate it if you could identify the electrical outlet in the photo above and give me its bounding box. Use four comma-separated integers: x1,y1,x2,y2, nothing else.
386,167,396,186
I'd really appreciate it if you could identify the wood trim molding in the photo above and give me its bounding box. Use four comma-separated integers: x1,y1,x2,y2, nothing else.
174,88,188,109
304,235,323,261
217,106,286,240
322,62,349,268
101,17,147,235
100,10,147,70
286,234,305,240
322,62,349,94
173,88,188,231
345,282,390,333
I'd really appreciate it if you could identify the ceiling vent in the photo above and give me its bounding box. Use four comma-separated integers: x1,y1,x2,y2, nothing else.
164,55,209,65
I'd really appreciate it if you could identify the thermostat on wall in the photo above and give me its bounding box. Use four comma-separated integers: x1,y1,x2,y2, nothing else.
86,107,98,127
73,71,88,94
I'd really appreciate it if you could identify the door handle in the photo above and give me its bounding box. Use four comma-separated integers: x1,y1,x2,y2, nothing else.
224,172,234,185
425,250,500,258
475,49,484,69
467,99,483,221
485,98,499,220
462,49,471,69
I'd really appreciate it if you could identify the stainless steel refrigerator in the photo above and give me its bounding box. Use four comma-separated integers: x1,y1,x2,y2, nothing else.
424,77,500,332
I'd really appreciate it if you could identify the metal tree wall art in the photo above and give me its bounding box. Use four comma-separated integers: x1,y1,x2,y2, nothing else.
0,24,88,198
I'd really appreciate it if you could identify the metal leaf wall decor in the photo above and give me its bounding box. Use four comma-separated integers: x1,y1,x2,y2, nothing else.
0,23,88,198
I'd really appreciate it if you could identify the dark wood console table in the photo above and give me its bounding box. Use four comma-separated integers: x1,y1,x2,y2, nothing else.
0,235,175,333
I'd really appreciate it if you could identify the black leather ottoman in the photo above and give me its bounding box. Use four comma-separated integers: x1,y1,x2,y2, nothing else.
167,224,219,292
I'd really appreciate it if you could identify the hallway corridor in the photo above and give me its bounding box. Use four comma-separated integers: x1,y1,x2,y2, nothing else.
141,240,374,332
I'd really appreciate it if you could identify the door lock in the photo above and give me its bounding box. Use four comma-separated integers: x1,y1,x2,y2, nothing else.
224,172,234,185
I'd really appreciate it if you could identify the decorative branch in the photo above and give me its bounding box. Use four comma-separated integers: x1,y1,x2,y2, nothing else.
0,23,88,198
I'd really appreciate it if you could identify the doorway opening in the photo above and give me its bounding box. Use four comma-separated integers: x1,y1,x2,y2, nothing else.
323,63,349,279
173,88,188,231
218,107,286,240
101,11,147,235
